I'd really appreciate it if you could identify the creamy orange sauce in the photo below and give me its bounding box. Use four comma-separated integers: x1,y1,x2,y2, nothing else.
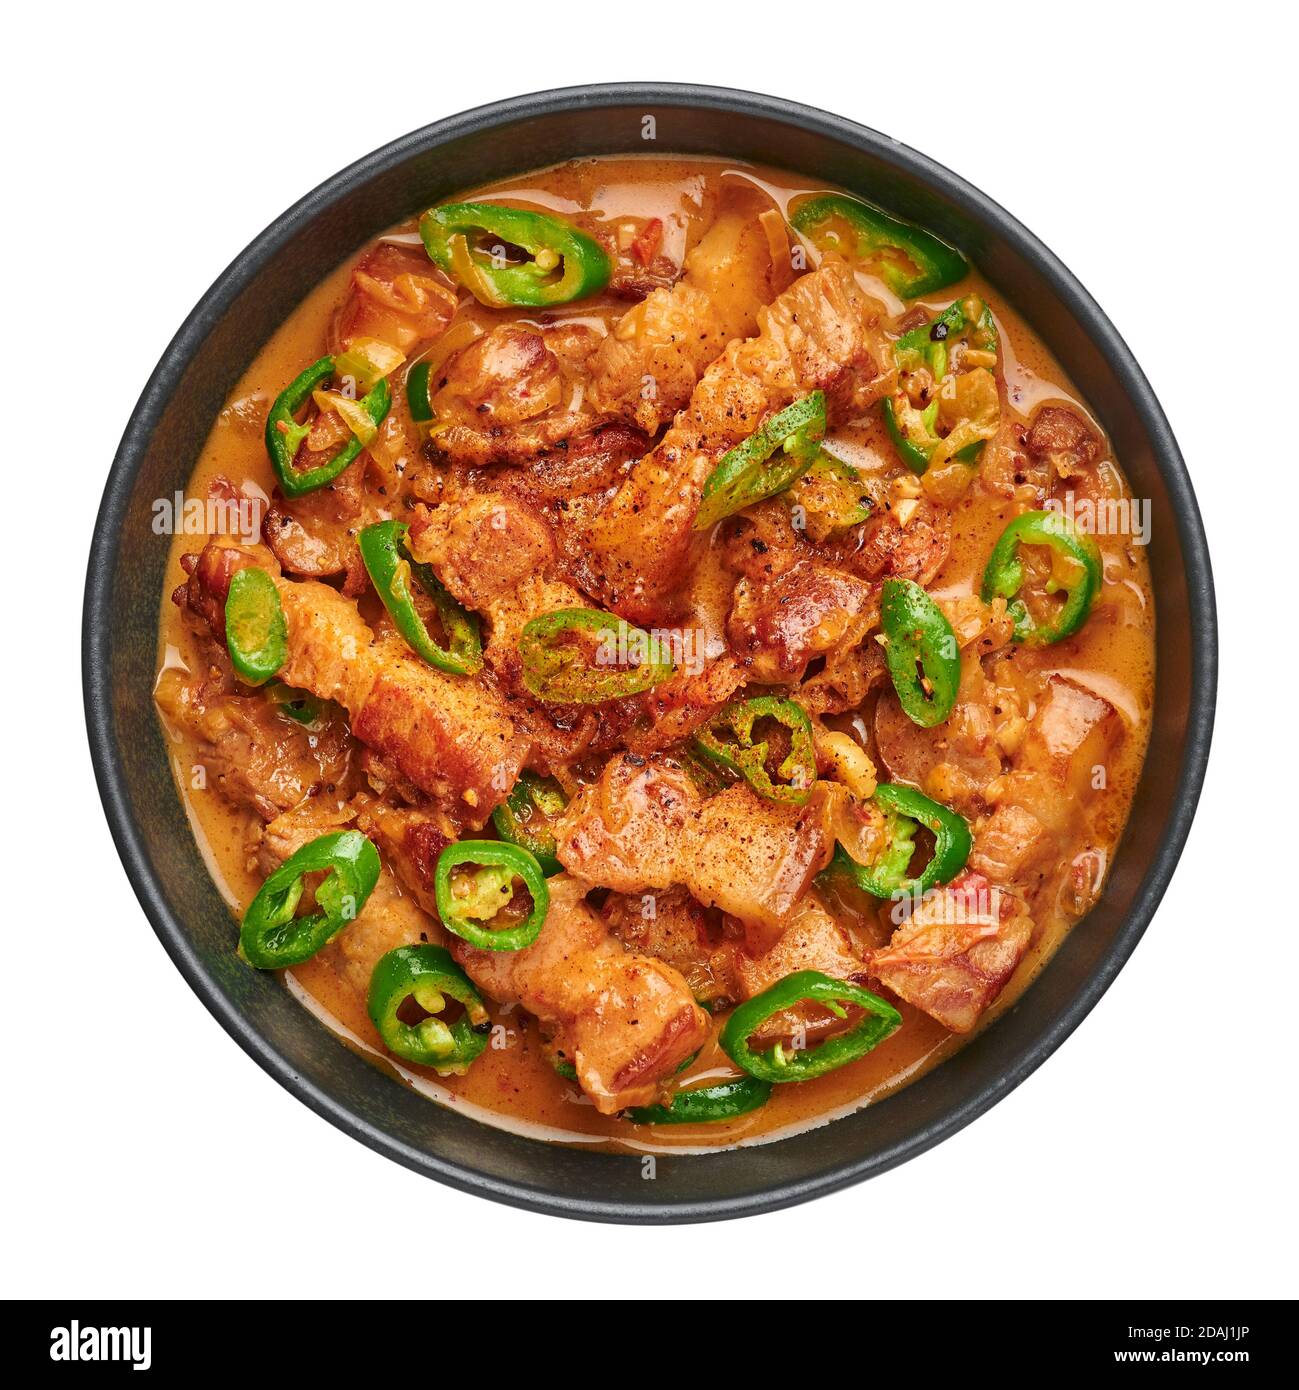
156,156,1154,1152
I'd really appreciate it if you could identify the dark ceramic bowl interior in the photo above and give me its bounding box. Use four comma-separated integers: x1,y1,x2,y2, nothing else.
84,83,1216,1223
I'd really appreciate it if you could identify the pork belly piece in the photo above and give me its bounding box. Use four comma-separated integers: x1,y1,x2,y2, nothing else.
426,197,791,467
688,786,836,950
554,753,696,893
982,402,1107,503
969,675,1121,886
408,492,557,611
155,664,355,822
712,893,872,1043
727,558,876,684
868,871,1034,1033
349,794,452,916
1022,675,1120,790
176,542,529,827
553,753,835,950
576,259,892,624
351,638,529,821
968,800,1061,887
256,802,435,1001
274,575,379,711
627,656,749,755
1026,404,1102,482
587,193,792,432
429,322,602,465
452,875,709,1113
473,422,649,520
433,421,651,594
726,893,868,997
329,241,457,355
602,881,872,1038
874,679,1006,818
602,885,725,1006
846,496,950,587
407,491,601,718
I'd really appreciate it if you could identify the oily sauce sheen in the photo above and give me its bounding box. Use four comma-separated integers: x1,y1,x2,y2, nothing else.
156,157,1154,1152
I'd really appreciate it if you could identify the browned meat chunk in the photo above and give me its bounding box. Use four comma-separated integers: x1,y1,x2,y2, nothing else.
409,492,558,611
874,682,1004,817
430,323,601,465
553,754,697,893
349,795,452,914
873,602,1025,816
688,785,836,951
727,559,875,683
627,656,749,755
588,194,792,432
173,541,263,638
330,242,456,355
350,639,530,822
155,664,355,822
714,893,871,1043
260,448,377,591
846,498,950,586
407,492,592,706
725,893,868,998
969,676,1120,884
869,872,1034,1033
177,542,530,827
602,886,723,1004
553,753,835,949
576,260,893,624
1026,404,1102,480
453,876,709,1113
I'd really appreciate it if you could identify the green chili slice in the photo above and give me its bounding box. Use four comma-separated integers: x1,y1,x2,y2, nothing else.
225,567,286,686
880,578,960,728
420,202,610,308
367,945,491,1076
694,392,827,530
264,355,392,498
358,519,482,675
720,971,902,1083
266,683,321,726
491,773,568,876
240,830,381,969
692,696,817,805
823,783,971,899
518,607,673,703
981,510,1103,645
882,298,1000,475
626,1076,773,1125
434,840,549,952
405,360,435,423
791,193,967,299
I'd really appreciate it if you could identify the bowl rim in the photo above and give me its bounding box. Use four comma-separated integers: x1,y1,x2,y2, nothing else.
83,81,1217,1223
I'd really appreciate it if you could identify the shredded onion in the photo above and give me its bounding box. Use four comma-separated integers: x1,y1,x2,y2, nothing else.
449,234,511,308
312,389,378,448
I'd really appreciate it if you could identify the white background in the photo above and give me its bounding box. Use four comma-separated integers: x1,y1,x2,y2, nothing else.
4,1,1292,1300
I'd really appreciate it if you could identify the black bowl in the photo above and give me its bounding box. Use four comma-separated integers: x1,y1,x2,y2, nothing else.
84,83,1216,1223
